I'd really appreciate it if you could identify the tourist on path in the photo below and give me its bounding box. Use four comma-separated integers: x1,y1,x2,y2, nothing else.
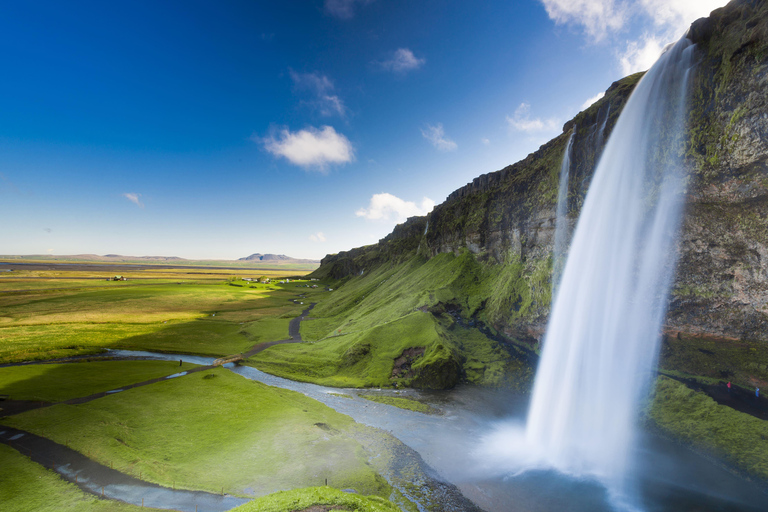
757,387,760,398
727,381,731,393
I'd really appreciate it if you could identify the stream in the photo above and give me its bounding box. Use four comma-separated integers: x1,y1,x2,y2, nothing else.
107,350,768,512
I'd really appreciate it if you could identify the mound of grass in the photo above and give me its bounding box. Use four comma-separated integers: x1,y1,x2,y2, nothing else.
253,251,534,390
0,444,162,512
3,368,391,498
647,376,768,480
0,360,198,403
358,394,438,415
250,312,458,389
232,486,401,512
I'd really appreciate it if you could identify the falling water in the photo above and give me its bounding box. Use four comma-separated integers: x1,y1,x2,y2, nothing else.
552,131,574,294
596,103,611,151
524,37,695,504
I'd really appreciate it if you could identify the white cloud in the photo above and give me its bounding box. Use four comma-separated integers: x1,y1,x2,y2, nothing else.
506,103,559,133
260,126,355,171
380,48,425,73
581,91,605,110
538,0,729,72
122,193,144,208
540,0,626,41
638,0,728,33
356,193,435,222
618,33,667,74
421,123,457,152
481,137,491,145
324,0,374,19
289,70,346,117
309,232,327,242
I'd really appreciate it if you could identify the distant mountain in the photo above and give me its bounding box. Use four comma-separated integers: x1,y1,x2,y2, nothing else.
239,253,319,264
0,253,319,268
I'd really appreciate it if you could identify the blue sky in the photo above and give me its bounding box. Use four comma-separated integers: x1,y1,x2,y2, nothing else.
0,0,727,260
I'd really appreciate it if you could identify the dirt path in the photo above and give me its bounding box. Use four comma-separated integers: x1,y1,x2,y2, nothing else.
665,374,768,420
242,303,316,358
0,365,215,417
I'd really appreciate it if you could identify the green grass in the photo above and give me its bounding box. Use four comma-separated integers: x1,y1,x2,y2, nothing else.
250,312,454,388
0,360,198,402
2,367,391,498
647,376,768,479
252,251,534,390
0,443,163,512
358,394,438,414
232,486,401,512
0,280,323,364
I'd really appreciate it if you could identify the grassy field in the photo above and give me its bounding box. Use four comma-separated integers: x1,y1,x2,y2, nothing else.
232,486,401,512
647,376,768,480
358,394,438,414
0,360,198,402
2,367,392,499
0,270,326,363
249,252,533,390
0,444,164,512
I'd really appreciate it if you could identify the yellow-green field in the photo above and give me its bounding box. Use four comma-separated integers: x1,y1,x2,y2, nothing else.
0,266,327,363
0,264,407,510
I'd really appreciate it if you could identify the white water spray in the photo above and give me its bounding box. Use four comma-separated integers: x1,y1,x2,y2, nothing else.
552,131,574,294
476,37,696,507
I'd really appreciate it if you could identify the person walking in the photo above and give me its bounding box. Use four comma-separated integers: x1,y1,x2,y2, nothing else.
757,387,760,398
727,381,732,393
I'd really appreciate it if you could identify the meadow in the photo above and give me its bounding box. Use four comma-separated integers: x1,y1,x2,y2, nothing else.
4,367,391,498
0,265,314,363
0,262,415,511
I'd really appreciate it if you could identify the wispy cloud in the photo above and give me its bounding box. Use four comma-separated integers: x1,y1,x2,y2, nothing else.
356,193,435,222
538,0,728,73
260,125,354,172
421,123,457,152
122,193,144,208
309,231,327,242
581,91,605,110
618,33,667,74
481,137,491,146
506,103,559,133
324,0,374,19
43,227,52,233
289,70,346,117
540,0,626,41
379,48,425,74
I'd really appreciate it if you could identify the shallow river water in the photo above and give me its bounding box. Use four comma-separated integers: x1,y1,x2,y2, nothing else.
109,350,768,512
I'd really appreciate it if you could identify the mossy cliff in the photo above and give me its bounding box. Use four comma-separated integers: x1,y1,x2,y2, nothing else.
309,0,768,386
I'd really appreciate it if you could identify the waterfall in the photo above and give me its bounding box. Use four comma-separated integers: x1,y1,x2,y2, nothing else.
475,39,696,503
552,131,574,295
523,37,695,501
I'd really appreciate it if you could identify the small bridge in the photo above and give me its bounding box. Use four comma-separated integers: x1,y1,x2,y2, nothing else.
212,354,244,366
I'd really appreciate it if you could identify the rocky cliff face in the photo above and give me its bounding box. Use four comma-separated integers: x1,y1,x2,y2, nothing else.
316,0,768,349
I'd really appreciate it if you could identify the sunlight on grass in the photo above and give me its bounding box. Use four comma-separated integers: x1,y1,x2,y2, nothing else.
3,368,391,498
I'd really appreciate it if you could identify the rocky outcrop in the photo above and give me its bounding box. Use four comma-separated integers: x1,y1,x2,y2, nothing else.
315,0,768,347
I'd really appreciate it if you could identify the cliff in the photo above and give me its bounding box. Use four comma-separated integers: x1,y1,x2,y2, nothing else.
314,0,768,354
